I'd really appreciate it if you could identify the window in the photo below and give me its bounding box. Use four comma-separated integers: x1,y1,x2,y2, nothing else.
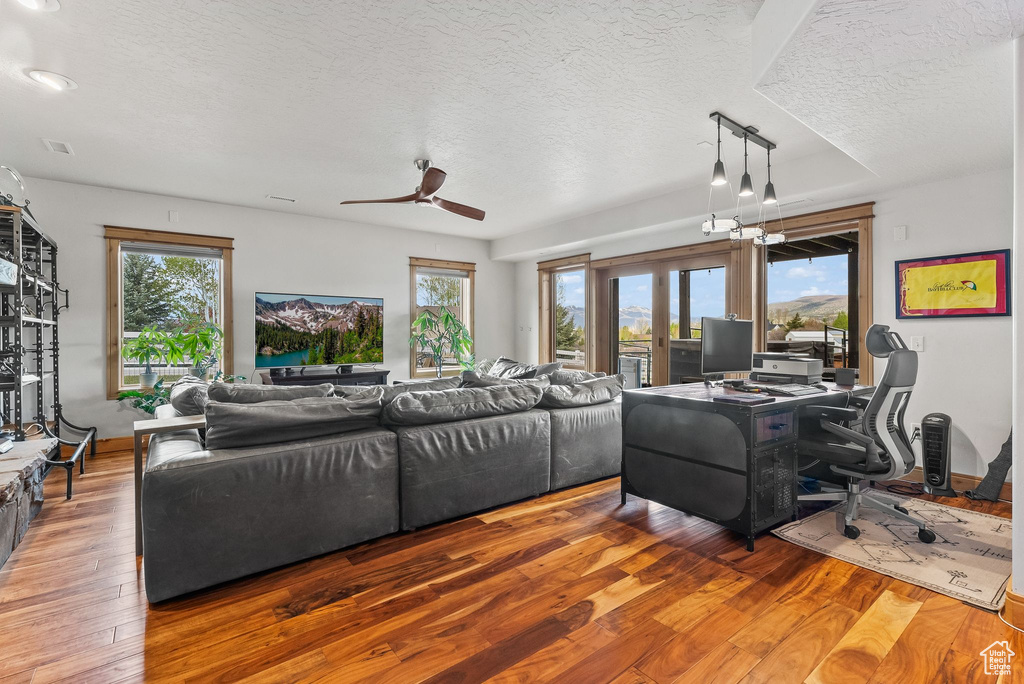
409,257,475,377
105,226,233,399
538,254,590,369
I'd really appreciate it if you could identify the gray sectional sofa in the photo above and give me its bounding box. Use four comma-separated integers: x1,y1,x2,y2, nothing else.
142,366,622,602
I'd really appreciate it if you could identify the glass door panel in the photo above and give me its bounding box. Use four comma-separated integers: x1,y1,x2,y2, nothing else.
553,268,586,368
765,230,857,379
609,273,653,387
669,266,726,384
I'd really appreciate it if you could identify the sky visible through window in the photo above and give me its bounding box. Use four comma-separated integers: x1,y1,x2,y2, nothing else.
766,254,848,306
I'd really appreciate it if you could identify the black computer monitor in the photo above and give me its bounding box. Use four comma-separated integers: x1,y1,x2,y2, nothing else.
700,316,753,375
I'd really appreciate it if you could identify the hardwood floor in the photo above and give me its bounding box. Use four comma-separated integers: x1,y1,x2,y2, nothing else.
0,449,1019,683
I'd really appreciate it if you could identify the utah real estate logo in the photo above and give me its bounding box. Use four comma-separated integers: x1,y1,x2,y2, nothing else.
980,640,1015,676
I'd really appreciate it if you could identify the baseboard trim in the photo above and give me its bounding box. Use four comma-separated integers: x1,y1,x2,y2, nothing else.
1002,578,1024,630
902,466,1011,503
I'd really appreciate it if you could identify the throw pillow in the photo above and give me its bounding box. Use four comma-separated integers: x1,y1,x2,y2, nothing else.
487,356,563,380
168,376,209,416
547,369,607,385
538,374,626,409
204,388,385,449
459,370,551,389
207,381,335,404
382,384,543,426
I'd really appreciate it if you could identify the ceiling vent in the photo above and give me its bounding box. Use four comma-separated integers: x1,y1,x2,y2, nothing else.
266,194,296,203
42,139,74,155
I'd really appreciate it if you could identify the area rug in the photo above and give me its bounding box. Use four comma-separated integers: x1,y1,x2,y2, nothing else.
773,492,1011,610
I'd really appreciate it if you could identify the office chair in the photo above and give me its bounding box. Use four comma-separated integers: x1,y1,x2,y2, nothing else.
797,324,936,543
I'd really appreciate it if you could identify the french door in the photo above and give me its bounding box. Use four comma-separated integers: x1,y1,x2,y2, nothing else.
593,245,746,386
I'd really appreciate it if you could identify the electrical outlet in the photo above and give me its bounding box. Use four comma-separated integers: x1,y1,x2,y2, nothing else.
909,336,924,351
894,225,907,241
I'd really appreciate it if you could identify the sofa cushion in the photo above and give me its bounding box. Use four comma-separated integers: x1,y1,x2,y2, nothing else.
333,376,460,404
539,375,625,408
382,384,543,426
547,369,607,385
204,389,384,449
207,381,335,404
458,370,550,389
488,356,562,380
168,376,209,416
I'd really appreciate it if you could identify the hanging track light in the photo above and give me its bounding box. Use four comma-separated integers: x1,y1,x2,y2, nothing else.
738,134,754,197
763,148,777,205
711,118,727,186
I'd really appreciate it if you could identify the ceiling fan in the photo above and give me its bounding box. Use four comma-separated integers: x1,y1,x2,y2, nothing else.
340,159,485,221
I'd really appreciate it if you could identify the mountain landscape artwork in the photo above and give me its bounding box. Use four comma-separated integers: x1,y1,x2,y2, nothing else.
255,293,384,367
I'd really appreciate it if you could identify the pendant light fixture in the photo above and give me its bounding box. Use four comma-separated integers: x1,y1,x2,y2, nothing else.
763,148,777,205
702,112,782,242
738,134,754,197
711,117,727,186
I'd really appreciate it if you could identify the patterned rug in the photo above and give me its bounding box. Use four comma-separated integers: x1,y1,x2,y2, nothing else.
773,492,1011,610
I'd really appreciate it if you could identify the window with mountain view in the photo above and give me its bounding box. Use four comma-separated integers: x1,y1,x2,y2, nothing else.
766,241,853,369
553,269,586,368
410,259,475,377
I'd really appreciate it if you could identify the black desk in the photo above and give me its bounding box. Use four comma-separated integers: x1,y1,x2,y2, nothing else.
621,382,873,551
259,367,390,387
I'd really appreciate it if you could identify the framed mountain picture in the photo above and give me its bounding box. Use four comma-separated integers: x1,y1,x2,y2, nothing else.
896,249,1010,319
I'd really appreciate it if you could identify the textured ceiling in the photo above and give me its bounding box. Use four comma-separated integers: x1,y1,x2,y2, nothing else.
755,0,1022,183
0,0,842,238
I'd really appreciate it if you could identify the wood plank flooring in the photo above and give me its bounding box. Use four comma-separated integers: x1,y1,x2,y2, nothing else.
0,449,1020,683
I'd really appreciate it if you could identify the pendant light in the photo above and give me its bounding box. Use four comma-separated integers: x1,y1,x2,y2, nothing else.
711,118,727,186
763,148,777,205
738,134,754,197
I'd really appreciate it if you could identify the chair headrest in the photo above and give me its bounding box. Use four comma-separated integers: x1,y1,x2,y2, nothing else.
866,324,903,358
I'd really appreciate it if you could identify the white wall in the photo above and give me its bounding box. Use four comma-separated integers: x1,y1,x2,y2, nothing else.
511,168,1013,477
25,178,514,439
1012,36,1023,581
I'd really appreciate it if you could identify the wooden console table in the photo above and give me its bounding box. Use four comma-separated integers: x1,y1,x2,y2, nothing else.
134,414,206,556
259,367,390,387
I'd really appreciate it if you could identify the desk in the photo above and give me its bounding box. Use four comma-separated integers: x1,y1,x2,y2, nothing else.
621,382,872,551
133,414,206,556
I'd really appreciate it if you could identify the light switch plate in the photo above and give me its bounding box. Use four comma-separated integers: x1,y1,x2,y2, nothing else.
894,225,907,241
909,336,924,351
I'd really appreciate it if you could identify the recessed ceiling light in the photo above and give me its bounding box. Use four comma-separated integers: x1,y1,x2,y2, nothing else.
17,0,61,11
28,70,77,91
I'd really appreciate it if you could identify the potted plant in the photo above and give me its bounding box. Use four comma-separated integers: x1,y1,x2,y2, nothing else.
121,325,167,390
409,306,474,378
166,318,224,380
118,379,171,414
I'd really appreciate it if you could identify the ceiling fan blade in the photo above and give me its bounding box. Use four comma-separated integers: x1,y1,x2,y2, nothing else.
417,167,447,198
432,196,486,221
340,192,418,205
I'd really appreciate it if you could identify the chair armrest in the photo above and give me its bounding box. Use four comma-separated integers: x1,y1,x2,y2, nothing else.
819,420,875,447
798,405,859,423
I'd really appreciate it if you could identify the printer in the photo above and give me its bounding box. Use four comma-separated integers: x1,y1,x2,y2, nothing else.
751,352,823,385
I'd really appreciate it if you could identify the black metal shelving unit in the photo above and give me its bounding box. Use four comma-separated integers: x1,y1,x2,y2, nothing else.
0,205,96,498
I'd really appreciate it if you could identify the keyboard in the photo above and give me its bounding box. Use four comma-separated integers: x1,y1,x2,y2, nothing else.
744,383,826,397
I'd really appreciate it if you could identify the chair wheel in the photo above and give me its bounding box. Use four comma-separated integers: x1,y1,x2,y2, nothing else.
918,528,936,544
843,525,860,540
894,505,908,514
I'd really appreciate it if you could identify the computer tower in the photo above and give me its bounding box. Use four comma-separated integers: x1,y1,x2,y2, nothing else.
618,356,643,389
921,413,956,497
